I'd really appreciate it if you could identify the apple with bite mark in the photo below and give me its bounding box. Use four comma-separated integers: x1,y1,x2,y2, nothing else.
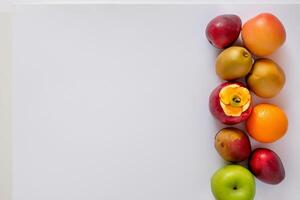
249,148,285,185
215,127,251,162
206,14,242,49
209,82,252,125
211,165,256,200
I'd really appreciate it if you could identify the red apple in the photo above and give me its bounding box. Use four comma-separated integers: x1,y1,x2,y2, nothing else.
215,127,251,162
249,148,285,185
206,14,242,49
209,82,252,125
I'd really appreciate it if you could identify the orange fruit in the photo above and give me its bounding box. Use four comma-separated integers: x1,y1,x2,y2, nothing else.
246,103,288,143
241,13,286,56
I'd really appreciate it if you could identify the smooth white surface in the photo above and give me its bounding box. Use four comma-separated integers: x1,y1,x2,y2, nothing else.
0,13,11,200
11,0,300,4
12,5,300,200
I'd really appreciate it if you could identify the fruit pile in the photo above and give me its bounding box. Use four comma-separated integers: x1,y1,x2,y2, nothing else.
206,13,288,200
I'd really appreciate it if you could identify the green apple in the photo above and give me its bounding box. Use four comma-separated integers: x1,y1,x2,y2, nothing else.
211,165,255,200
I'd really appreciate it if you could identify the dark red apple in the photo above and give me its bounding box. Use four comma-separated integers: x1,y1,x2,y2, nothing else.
249,148,285,185
206,14,242,49
215,127,251,162
209,82,252,125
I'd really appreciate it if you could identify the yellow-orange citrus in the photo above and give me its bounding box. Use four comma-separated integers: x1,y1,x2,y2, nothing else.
246,103,288,143
241,13,286,56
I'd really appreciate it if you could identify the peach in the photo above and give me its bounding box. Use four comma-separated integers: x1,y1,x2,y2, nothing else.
241,13,286,56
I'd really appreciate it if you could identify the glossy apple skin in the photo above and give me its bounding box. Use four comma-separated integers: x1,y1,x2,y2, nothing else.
206,14,242,49
249,148,285,185
215,128,251,162
209,82,252,125
242,13,286,56
211,165,255,200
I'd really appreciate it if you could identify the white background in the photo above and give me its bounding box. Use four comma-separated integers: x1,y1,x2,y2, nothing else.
0,13,11,200
12,4,300,200
0,0,298,12
10,0,300,5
